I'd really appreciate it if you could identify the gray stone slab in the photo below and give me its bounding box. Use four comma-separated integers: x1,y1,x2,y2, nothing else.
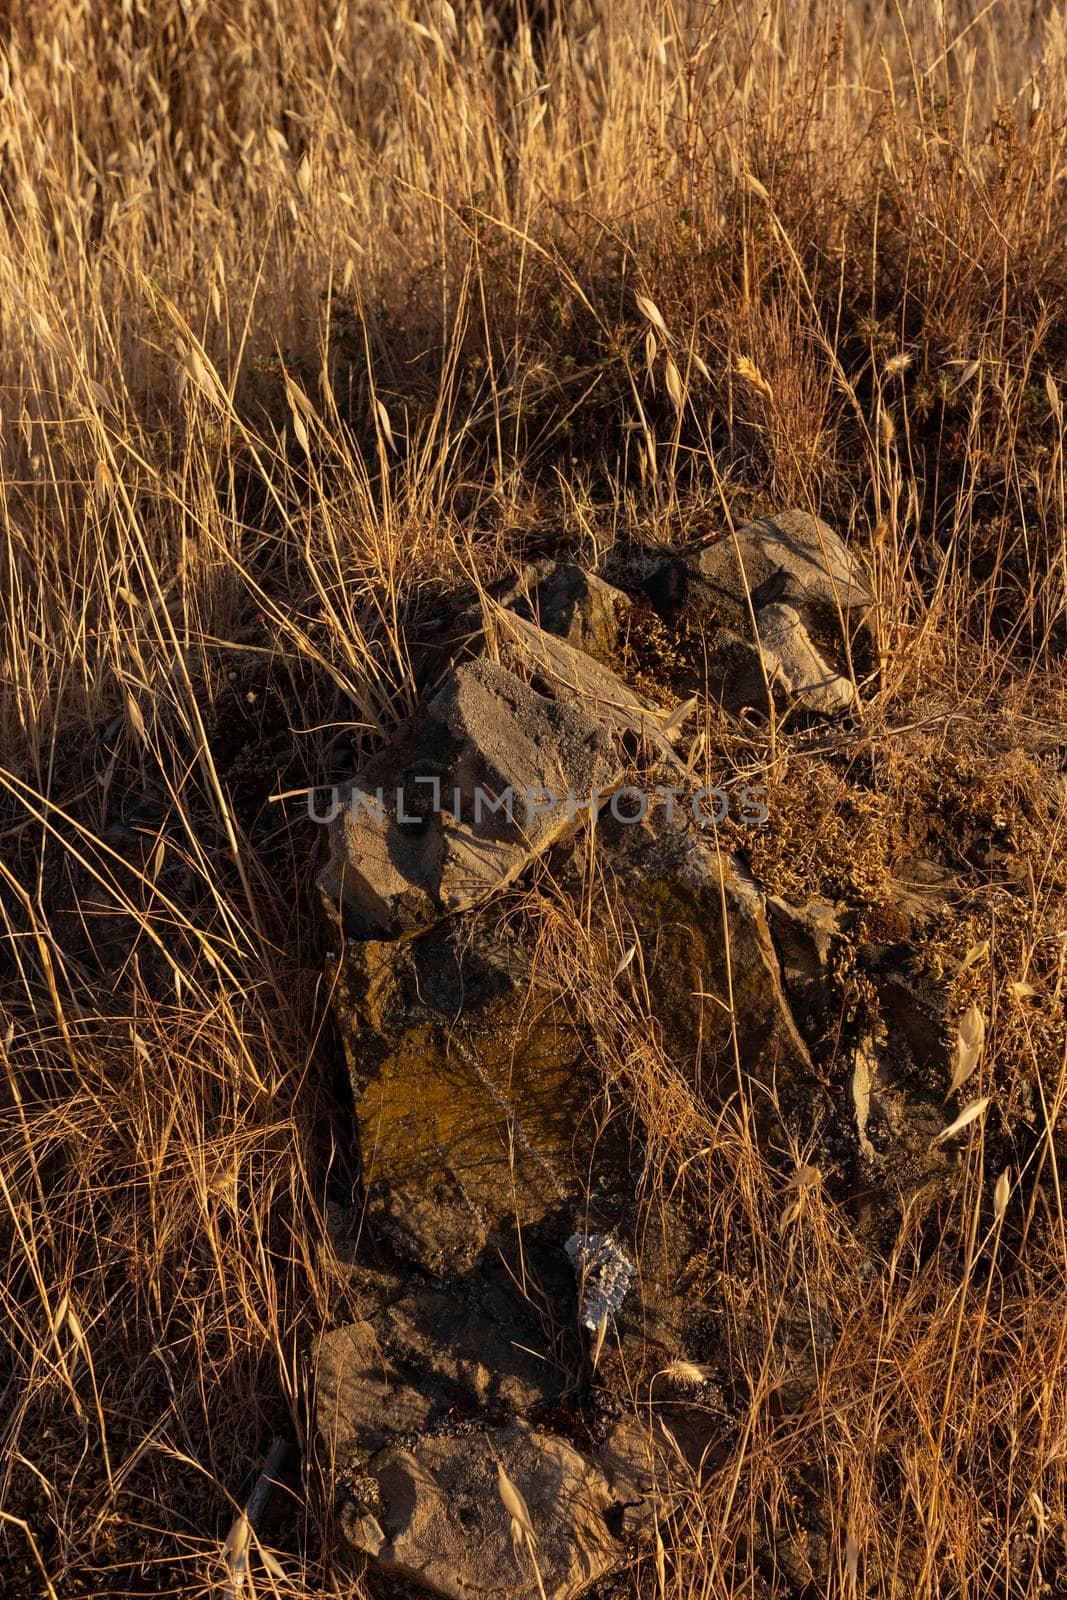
319,654,625,937
341,1419,623,1600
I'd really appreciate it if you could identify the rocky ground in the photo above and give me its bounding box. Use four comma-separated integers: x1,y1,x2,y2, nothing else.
310,511,1067,1599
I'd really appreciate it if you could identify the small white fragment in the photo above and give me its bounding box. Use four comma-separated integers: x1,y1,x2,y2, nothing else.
564,1232,636,1332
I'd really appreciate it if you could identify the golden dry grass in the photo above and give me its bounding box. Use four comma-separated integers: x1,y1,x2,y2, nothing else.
1,0,1067,1595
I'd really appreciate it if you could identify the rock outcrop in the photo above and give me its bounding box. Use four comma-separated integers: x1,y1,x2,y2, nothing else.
310,509,966,1599
314,547,819,1593
297,501,1067,1599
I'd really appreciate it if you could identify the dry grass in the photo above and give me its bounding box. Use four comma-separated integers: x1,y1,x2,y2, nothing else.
1,0,1067,1594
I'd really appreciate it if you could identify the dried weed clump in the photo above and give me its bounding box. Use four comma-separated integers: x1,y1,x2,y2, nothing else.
2,1,1067,1596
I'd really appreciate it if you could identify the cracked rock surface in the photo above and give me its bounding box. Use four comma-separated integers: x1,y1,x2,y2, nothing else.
344,1419,624,1600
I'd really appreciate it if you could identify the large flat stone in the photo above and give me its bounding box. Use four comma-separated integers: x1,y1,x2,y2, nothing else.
320,634,674,939
341,1419,623,1600
332,915,628,1275
319,655,619,937
495,607,672,750
331,797,810,1277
